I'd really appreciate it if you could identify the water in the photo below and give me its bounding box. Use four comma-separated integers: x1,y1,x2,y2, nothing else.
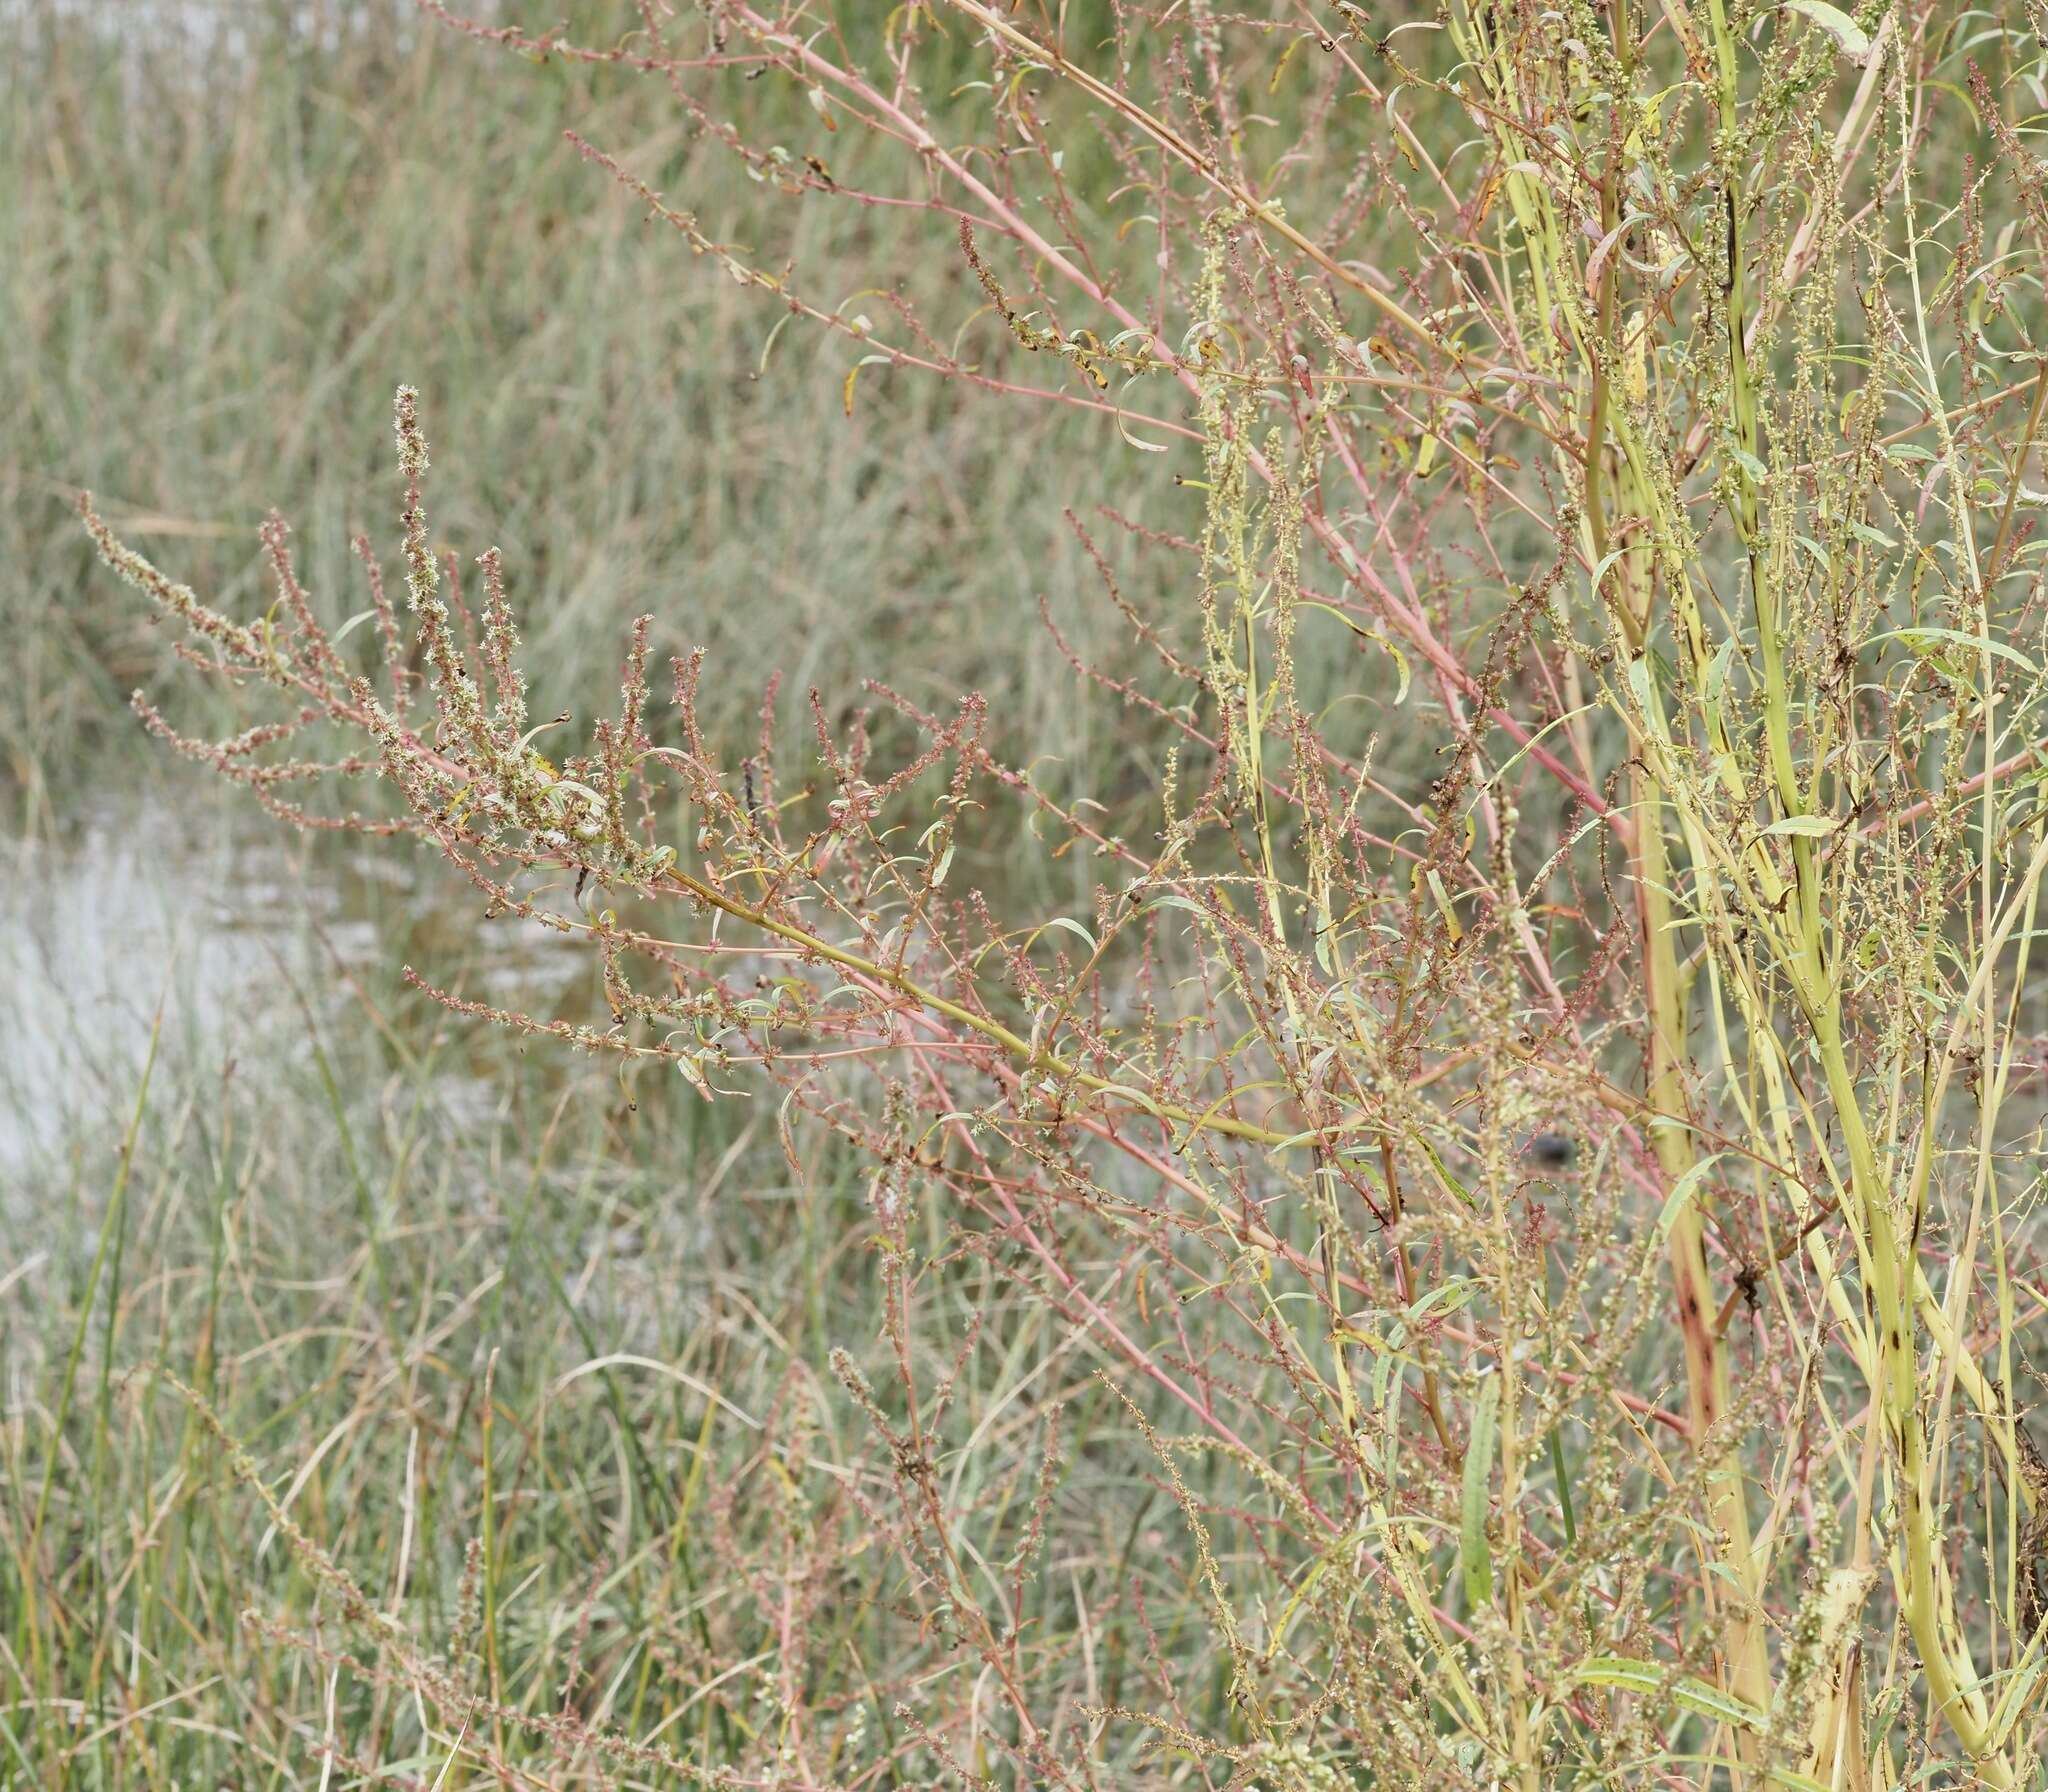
0,783,589,1173
7,0,504,55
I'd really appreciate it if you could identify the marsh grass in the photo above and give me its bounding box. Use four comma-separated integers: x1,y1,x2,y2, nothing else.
2,971,884,1783
1,0,1237,839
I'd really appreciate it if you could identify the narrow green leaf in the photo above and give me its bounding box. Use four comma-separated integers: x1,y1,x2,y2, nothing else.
1726,443,1769,482
1782,0,1872,58
1703,636,1736,705
1549,1422,1577,1548
1034,914,1100,954
1655,1152,1724,1240
1871,626,2038,676
1461,1374,1500,1609
1574,1654,1774,1732
1414,1135,1476,1208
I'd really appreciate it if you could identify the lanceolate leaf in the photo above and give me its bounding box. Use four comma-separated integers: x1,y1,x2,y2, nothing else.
1461,1374,1500,1609
1782,0,1872,59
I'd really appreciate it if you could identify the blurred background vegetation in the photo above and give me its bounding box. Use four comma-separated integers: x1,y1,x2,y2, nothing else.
4,0,1204,814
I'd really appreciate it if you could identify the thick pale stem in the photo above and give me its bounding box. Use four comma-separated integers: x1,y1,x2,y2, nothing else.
1634,768,1772,1743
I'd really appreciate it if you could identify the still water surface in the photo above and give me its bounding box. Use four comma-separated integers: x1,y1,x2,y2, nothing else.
0,783,587,1174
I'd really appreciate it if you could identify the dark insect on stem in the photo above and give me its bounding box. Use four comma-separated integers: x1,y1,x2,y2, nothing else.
1734,1261,1760,1314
